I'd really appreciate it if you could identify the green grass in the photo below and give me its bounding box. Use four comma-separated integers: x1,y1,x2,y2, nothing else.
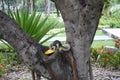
47,29,105,37
0,43,10,50
43,29,115,48
95,30,105,36
43,40,115,48
92,40,115,48
45,40,115,48
43,41,66,46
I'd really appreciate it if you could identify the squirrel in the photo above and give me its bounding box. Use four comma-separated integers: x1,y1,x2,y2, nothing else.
32,40,70,80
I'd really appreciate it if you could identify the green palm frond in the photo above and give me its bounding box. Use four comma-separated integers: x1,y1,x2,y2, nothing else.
8,9,61,44
40,31,62,44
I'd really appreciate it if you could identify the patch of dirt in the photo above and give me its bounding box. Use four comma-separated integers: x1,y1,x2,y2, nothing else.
2,64,120,80
92,64,120,80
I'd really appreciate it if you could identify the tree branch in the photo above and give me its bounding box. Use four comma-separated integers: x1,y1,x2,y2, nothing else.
0,10,52,78
0,11,74,80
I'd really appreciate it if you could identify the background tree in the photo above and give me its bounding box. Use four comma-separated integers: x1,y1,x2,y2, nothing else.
1,0,5,11
31,0,36,12
44,0,51,15
114,0,120,4
0,0,104,80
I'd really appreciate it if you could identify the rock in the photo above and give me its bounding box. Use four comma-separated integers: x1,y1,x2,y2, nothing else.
104,46,118,53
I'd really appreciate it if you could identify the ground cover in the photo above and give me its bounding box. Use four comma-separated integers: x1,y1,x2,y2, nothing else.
44,29,115,47
2,64,120,80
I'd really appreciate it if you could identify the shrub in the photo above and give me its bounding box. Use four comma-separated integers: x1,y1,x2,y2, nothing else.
91,47,101,62
0,53,10,77
99,10,120,28
91,46,120,69
114,39,120,49
0,63,5,77
0,51,22,76
6,52,22,66
98,49,114,67
109,51,120,69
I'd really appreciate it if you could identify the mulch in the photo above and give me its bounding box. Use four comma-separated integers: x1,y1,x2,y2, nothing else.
2,64,120,80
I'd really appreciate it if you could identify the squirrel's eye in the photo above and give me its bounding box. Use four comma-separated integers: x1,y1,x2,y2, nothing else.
51,46,55,50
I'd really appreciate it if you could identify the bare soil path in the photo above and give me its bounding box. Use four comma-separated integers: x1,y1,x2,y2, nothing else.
2,64,120,80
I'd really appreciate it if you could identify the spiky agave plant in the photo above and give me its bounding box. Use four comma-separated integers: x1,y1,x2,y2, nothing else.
8,9,61,44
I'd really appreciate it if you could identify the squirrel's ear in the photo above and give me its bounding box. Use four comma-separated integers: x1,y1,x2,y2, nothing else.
62,44,71,51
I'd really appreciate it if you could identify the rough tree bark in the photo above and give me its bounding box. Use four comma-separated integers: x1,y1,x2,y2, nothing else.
51,0,104,80
0,0,104,80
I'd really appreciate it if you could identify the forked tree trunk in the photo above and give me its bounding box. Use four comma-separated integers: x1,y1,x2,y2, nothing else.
0,0,104,80
51,0,104,80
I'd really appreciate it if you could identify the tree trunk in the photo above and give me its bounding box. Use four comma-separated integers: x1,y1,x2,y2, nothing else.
45,0,51,15
31,0,35,12
23,0,31,11
27,0,31,12
23,0,25,9
7,0,10,12
55,3,60,17
51,0,104,80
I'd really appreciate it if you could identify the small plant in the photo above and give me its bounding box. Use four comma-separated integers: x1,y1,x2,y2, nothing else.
91,46,120,68
98,49,114,67
6,52,22,66
114,39,120,49
108,51,120,69
0,63,5,77
0,53,7,77
0,52,20,77
91,47,101,62
99,10,120,28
